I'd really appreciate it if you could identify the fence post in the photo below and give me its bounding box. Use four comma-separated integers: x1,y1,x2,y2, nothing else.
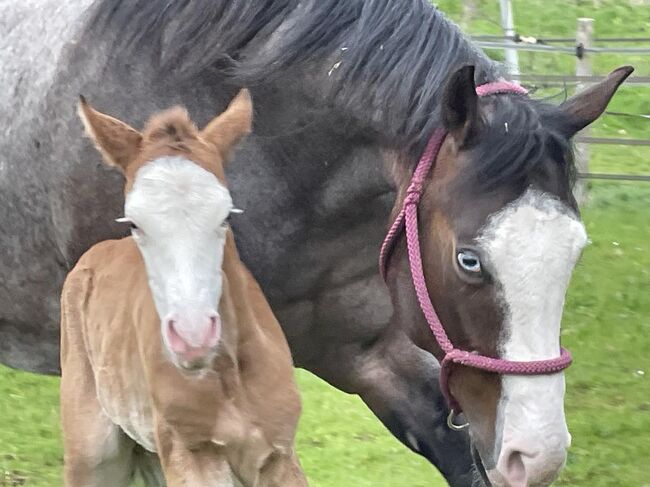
499,0,520,78
574,17,594,206
461,0,477,28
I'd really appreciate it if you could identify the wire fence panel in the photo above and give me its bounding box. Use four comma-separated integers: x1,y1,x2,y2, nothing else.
574,137,650,147
474,40,650,55
510,74,650,85
587,46,650,54
472,35,650,44
578,173,650,182
475,41,579,54
472,26,649,186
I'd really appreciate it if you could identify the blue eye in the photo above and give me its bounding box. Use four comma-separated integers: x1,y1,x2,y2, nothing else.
457,250,482,274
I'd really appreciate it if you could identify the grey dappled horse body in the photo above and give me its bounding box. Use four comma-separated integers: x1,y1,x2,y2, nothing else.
0,1,629,485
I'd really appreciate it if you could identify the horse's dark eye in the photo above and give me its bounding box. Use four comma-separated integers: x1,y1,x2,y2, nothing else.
130,222,138,231
457,249,482,274
221,215,231,228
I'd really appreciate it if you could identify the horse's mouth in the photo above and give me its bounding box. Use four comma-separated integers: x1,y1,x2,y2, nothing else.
471,443,492,487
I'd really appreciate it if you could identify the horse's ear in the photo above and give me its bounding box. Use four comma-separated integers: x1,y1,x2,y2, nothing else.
559,66,634,136
77,96,142,172
201,89,253,160
441,65,481,148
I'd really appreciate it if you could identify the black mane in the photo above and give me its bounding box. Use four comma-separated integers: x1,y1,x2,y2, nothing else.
90,0,501,153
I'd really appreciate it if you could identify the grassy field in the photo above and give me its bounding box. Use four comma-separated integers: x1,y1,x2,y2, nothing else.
1,1,649,486
2,181,649,487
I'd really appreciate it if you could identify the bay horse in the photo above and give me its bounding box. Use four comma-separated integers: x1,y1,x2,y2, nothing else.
60,90,306,486
0,1,633,484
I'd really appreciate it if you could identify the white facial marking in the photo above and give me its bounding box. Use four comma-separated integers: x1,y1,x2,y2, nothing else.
125,156,233,362
479,189,587,486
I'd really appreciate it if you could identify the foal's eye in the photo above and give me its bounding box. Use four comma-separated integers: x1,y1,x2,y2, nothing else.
222,208,242,229
116,217,139,233
457,249,482,275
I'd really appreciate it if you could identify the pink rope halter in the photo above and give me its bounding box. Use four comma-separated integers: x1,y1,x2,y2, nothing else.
379,81,572,419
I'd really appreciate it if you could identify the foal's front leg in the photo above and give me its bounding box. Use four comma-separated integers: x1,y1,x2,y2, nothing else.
255,451,308,487
154,419,234,486
60,276,136,487
61,371,136,487
60,345,136,487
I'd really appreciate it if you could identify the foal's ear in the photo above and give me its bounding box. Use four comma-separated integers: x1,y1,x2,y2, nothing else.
77,96,142,171
201,89,253,160
559,66,634,136
441,65,481,148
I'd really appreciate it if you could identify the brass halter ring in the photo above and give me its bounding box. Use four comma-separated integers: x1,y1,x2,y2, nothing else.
447,409,470,431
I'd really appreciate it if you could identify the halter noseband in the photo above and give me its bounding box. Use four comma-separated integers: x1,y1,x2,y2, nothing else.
379,81,572,425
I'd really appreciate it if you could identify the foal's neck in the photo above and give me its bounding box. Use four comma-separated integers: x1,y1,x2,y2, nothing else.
214,232,260,366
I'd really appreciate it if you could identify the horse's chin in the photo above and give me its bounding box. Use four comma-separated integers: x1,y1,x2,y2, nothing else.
471,443,492,487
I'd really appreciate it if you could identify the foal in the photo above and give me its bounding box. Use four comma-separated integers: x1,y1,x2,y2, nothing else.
60,90,307,487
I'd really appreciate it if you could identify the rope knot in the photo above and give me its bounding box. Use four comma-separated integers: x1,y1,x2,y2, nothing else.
404,180,424,206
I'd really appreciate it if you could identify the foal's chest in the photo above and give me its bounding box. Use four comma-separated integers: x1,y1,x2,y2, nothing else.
91,331,270,458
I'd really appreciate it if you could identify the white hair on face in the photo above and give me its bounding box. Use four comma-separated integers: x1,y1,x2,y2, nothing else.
124,156,233,327
478,188,587,480
126,156,232,232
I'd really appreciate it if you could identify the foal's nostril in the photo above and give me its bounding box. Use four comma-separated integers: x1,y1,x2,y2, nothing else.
204,313,220,348
163,311,220,356
209,314,219,327
166,319,189,354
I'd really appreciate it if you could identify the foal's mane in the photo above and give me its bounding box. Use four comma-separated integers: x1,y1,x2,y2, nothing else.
90,0,501,153
142,106,199,151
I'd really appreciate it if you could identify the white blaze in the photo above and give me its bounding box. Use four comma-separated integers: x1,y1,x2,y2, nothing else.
479,189,587,486
124,156,233,332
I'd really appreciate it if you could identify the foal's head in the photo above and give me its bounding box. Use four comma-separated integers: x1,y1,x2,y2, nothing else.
78,90,253,371
387,66,632,486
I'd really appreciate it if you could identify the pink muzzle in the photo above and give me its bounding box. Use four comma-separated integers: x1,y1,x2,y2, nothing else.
379,81,572,418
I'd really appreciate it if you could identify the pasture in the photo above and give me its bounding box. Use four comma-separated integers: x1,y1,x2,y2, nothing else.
2,181,649,486
1,0,649,486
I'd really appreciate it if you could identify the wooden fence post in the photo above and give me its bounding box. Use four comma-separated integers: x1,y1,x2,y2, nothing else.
574,17,594,206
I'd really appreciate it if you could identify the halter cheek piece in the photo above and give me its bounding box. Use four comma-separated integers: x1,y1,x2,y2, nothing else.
379,81,573,429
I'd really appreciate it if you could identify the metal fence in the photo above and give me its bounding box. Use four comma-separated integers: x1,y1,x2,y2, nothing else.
472,28,649,184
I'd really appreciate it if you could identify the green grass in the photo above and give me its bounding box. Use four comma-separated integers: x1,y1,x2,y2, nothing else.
2,182,649,486
2,1,649,485
558,183,650,487
0,367,442,487
0,369,61,486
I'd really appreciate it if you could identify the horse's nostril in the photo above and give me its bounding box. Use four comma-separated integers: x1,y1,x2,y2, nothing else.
504,450,527,486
